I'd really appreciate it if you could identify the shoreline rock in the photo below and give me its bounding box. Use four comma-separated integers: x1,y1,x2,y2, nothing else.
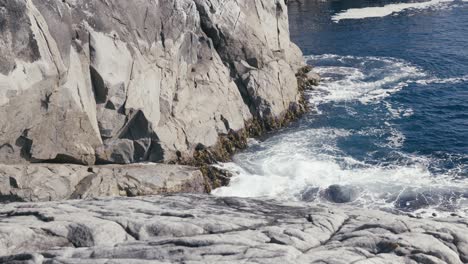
0,0,321,201
0,194,467,263
0,0,322,202
0,163,205,202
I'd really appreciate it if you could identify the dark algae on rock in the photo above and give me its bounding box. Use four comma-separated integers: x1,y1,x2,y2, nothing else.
186,65,315,191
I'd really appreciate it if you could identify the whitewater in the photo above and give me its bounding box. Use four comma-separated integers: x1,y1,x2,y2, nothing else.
332,0,456,22
213,53,468,217
213,0,468,217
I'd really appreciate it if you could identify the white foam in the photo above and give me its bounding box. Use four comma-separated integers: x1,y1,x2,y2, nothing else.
332,0,454,22
213,53,468,215
384,101,414,119
247,138,261,147
384,124,407,148
305,54,426,106
415,75,468,85
213,145,466,200
213,125,465,198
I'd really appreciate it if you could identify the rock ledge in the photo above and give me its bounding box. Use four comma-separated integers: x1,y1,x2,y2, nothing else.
1,194,467,263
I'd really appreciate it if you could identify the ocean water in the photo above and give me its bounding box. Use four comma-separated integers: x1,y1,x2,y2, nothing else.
213,0,468,217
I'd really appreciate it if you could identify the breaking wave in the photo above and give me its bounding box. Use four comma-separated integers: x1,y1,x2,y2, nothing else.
307,54,427,106
332,0,455,22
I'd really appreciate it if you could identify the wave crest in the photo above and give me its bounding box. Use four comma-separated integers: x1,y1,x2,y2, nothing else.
332,0,454,22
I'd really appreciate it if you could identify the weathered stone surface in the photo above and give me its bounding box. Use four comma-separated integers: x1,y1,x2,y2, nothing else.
0,0,304,165
0,163,205,202
0,194,467,263
194,0,305,119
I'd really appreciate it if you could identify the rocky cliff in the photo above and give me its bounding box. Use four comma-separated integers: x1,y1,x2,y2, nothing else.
0,0,306,166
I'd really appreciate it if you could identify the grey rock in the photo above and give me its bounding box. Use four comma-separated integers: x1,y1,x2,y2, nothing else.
194,0,305,119
306,71,321,86
299,186,320,202
392,188,468,211
0,194,467,263
0,0,304,165
0,163,205,202
324,184,361,203
96,139,136,164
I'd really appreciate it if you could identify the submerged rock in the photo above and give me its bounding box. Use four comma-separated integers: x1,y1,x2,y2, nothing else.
299,186,320,202
392,188,468,211
0,194,467,263
324,184,361,203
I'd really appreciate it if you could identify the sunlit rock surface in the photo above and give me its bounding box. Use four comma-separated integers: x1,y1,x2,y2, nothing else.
0,0,303,165
1,194,467,263
0,163,205,202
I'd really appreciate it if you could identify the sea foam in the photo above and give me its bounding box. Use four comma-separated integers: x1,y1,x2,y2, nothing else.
212,54,468,216
305,54,426,105
332,0,454,22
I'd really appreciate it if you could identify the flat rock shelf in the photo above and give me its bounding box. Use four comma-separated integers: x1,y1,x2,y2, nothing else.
1,194,467,264
0,163,205,202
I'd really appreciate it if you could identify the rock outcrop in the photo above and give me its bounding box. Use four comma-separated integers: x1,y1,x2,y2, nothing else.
0,0,305,166
1,194,467,263
0,163,206,202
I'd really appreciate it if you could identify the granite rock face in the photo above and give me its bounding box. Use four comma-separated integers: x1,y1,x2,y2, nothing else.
0,194,467,263
0,0,303,165
0,163,205,202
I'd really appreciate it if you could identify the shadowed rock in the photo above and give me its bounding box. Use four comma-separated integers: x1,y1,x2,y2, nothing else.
324,184,361,203
299,186,320,202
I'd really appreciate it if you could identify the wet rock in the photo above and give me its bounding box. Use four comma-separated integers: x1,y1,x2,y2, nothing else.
0,194,467,263
324,184,361,203
306,71,321,86
393,188,466,211
299,186,320,202
296,64,320,93
394,189,433,210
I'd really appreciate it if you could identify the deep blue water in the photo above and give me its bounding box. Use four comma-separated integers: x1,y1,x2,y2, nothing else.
214,0,468,216
290,0,468,159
